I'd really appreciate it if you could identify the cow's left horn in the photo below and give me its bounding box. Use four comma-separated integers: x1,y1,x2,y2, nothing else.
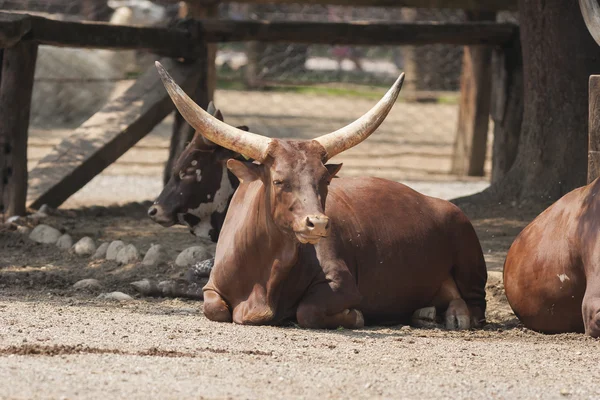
155,62,271,162
314,73,404,160
580,0,600,47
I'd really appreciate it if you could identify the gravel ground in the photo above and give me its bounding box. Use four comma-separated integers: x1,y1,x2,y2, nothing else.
0,292,599,400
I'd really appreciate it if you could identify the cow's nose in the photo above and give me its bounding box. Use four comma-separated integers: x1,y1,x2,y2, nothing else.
306,215,330,236
147,206,158,218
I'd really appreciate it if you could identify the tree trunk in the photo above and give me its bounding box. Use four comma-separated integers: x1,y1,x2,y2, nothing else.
456,0,600,204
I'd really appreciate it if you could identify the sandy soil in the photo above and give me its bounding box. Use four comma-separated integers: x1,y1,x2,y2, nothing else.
3,201,598,399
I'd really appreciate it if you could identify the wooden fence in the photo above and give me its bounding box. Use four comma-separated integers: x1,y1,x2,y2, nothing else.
0,0,521,216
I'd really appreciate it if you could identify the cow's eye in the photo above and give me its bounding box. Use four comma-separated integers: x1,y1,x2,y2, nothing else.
273,180,283,186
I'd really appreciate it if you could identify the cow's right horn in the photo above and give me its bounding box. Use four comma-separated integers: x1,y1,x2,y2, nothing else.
314,73,404,160
580,0,600,47
155,62,271,162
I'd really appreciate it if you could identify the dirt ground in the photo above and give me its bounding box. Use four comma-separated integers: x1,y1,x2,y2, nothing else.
4,201,600,400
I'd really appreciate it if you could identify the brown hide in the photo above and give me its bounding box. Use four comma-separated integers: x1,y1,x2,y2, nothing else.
203,140,487,328
504,178,600,337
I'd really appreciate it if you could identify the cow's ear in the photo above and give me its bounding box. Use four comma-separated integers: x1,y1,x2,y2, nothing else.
214,109,224,122
227,159,261,183
236,125,249,132
325,163,343,177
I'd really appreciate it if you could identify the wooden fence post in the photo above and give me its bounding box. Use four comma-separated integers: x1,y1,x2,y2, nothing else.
588,75,600,183
164,1,218,185
0,41,38,217
450,11,496,177
490,35,523,184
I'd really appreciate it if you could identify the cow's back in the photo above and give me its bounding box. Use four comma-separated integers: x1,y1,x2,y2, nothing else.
504,184,589,333
325,177,484,323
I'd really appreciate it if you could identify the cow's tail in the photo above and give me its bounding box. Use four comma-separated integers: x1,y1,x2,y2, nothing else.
449,208,488,326
130,259,214,300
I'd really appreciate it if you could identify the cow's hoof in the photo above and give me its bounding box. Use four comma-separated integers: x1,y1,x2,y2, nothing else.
354,309,365,328
445,299,471,330
411,306,437,328
586,312,600,338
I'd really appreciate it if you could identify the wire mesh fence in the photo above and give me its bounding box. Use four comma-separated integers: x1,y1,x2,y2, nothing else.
1,0,516,207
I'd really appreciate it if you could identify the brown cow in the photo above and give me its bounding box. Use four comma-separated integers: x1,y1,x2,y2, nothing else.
148,102,249,242
504,179,600,337
155,61,487,329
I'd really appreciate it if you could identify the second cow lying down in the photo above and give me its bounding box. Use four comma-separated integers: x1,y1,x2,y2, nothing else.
153,61,487,329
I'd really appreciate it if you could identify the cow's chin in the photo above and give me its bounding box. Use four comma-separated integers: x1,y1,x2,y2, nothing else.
154,219,176,228
295,233,325,245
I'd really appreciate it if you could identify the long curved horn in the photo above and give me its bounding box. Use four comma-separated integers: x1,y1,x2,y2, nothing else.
155,62,271,162
580,0,600,47
314,73,404,160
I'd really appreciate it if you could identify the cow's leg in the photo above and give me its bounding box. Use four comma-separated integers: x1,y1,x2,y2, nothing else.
582,283,600,338
432,276,471,330
296,268,363,329
203,289,232,322
450,213,488,326
297,301,364,329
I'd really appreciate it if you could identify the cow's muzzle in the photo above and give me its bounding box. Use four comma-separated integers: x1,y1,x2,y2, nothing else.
147,204,176,227
295,214,330,244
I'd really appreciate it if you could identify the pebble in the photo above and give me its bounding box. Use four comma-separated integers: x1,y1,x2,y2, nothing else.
97,292,133,301
31,211,48,220
175,246,211,267
56,234,74,250
116,244,140,264
38,204,50,215
73,237,96,256
73,279,102,290
16,226,31,236
29,224,61,244
142,244,166,266
130,279,159,296
106,240,125,260
7,216,20,223
92,242,110,260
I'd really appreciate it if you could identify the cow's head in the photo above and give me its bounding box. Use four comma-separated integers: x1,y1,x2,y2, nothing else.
155,62,403,245
147,102,249,242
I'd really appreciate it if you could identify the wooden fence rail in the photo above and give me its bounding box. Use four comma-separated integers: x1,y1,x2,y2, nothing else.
0,12,518,53
165,0,518,12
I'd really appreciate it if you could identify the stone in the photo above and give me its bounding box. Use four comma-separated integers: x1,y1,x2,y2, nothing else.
92,242,110,260
130,279,160,296
97,292,133,301
175,246,211,267
56,234,74,250
106,240,125,260
116,244,140,265
73,279,102,290
31,211,48,220
73,237,96,256
7,216,20,223
29,224,61,244
38,204,50,215
16,226,31,236
142,244,166,266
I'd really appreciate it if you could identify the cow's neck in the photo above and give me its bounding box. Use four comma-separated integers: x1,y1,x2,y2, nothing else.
215,181,299,323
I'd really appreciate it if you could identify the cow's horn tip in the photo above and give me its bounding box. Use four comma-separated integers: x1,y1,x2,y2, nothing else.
397,72,405,86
